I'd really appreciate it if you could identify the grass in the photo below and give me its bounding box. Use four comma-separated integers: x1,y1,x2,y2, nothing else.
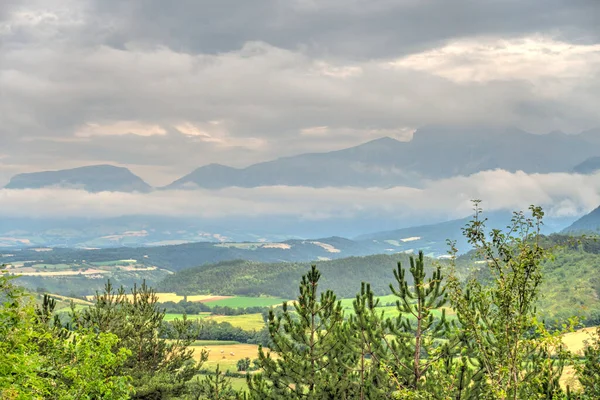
190,340,240,346
207,296,289,308
32,263,74,270
163,313,211,322
206,314,265,331
229,377,248,392
163,313,265,331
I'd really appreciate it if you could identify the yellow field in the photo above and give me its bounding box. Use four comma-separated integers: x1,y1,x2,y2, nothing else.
563,327,598,356
85,292,230,303
205,314,265,331
191,343,262,372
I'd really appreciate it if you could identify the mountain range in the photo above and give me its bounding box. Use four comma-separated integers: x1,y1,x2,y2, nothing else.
5,126,600,192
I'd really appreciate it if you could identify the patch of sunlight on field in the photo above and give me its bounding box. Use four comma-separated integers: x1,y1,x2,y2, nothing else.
206,314,265,331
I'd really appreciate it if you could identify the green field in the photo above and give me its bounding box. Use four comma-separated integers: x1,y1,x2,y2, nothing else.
207,296,289,308
339,294,399,310
230,377,248,392
190,340,240,346
163,313,265,331
163,313,211,322
206,314,265,331
32,263,75,270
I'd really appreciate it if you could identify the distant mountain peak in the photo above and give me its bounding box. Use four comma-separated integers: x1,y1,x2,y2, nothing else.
5,164,152,193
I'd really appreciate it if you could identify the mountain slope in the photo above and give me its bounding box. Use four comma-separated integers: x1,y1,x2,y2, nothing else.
165,125,600,189
573,157,600,174
562,206,600,234
5,165,152,193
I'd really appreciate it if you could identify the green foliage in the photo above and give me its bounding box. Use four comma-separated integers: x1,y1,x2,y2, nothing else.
248,266,350,399
447,202,568,400
188,365,238,400
73,280,207,399
237,358,251,372
0,270,132,399
576,326,600,398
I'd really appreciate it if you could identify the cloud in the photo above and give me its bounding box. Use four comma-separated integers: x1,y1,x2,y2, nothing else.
75,121,167,137
87,0,600,58
0,0,598,184
0,170,598,222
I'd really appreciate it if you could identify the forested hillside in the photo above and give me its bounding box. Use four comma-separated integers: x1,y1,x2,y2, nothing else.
159,234,600,324
158,253,429,298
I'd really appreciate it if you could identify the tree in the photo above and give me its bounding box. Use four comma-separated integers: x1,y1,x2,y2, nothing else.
447,201,568,400
73,280,207,399
0,269,132,399
188,365,238,400
345,252,456,400
247,266,349,399
237,357,251,372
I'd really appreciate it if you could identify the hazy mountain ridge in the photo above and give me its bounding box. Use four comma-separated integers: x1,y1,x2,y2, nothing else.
166,126,600,189
563,206,600,234
573,157,600,174
5,126,600,192
5,165,152,193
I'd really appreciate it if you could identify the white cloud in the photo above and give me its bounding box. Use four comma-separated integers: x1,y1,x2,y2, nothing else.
0,170,598,221
390,36,600,86
76,121,167,137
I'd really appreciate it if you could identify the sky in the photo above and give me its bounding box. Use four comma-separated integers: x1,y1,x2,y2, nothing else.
0,0,599,223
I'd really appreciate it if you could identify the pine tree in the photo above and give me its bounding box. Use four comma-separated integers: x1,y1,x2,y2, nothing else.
188,365,238,400
352,251,453,399
336,282,393,399
247,265,348,399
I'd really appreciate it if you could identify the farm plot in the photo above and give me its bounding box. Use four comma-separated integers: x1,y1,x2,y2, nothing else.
206,296,288,308
191,343,262,372
205,314,265,331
